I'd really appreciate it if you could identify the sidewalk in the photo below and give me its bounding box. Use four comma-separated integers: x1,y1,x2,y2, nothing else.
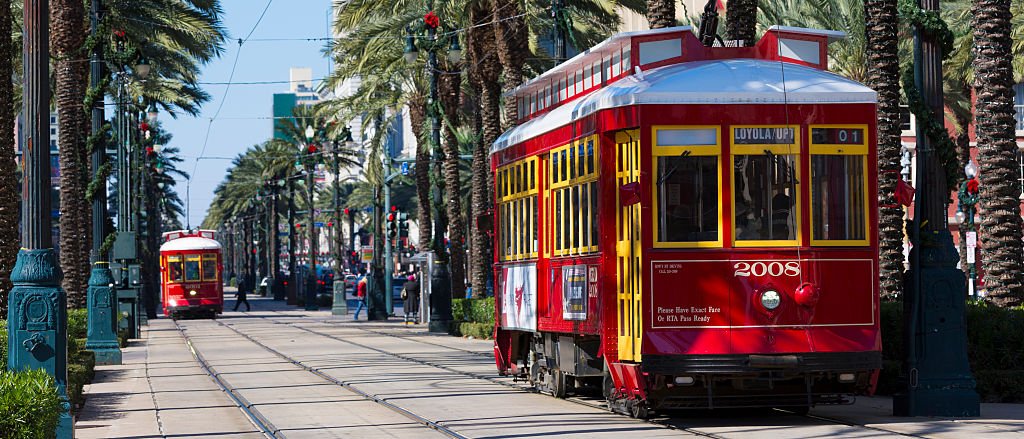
74,319,263,439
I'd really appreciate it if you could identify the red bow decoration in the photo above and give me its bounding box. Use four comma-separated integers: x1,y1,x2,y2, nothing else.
139,121,150,132
307,144,318,154
423,11,440,29
113,29,126,39
966,177,979,195
896,177,915,207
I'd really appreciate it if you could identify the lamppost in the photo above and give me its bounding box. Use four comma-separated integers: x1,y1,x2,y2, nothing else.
956,160,980,299
6,0,73,436
403,3,462,332
894,0,979,417
84,0,122,366
298,124,320,311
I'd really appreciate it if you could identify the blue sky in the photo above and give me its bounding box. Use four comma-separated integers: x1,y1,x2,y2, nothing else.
162,0,334,228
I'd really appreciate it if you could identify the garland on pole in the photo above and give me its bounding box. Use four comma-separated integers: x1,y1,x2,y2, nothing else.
898,0,960,192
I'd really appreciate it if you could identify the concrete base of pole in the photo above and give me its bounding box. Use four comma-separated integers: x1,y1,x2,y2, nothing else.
85,263,122,365
6,249,74,438
428,261,452,333
331,280,349,316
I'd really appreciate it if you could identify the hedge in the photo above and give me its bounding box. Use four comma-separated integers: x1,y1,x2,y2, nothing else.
879,301,1024,402
450,298,495,339
0,368,61,439
1,319,7,367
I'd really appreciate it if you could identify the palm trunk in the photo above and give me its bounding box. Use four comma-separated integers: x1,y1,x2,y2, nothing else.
725,0,758,46
492,0,528,131
0,0,14,319
646,0,676,29
439,70,466,299
469,4,501,298
864,0,903,301
972,0,1024,306
52,0,90,308
410,96,432,251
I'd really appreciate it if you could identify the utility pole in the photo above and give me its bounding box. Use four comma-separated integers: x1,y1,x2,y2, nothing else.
893,0,979,417
552,0,566,62
6,0,74,436
426,5,452,333
287,178,298,305
85,0,121,365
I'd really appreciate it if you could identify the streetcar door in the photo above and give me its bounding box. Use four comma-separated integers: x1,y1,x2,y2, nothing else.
615,130,643,362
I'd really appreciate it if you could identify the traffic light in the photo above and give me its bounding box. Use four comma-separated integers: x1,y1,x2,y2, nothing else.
386,212,397,238
397,212,409,238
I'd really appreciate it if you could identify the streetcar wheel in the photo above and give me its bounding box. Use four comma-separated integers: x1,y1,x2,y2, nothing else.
629,400,650,419
551,370,566,399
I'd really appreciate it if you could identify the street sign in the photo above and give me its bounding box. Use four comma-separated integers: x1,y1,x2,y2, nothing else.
314,222,325,228
278,232,289,237
966,231,977,264
400,162,410,175
361,248,373,263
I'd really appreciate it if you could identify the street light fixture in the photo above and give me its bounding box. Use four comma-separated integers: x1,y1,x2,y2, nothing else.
134,56,151,80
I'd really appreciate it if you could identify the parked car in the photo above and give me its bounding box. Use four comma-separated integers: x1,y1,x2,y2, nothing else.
344,274,357,292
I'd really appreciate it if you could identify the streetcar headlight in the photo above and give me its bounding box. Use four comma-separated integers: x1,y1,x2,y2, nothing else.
839,373,856,383
674,376,695,385
189,290,197,296
760,290,781,311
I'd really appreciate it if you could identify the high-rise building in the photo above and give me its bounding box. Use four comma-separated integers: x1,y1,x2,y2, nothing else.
272,67,325,140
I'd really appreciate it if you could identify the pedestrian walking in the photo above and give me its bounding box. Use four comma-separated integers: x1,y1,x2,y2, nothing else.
234,275,251,312
402,274,420,324
354,271,368,320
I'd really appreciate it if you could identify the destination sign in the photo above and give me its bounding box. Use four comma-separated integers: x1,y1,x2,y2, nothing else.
733,127,796,144
811,127,864,145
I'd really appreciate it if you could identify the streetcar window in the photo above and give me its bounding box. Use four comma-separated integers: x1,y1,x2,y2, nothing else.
167,255,183,283
586,140,595,173
657,156,718,242
202,254,218,282
577,143,585,177
612,51,621,76
530,161,536,190
184,255,201,282
812,155,867,242
571,185,580,250
734,155,798,242
554,190,563,252
581,184,590,249
622,46,631,71
551,153,560,185
560,149,567,182
590,181,599,247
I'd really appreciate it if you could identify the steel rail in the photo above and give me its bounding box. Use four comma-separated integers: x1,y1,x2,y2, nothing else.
270,314,925,439
210,319,469,439
173,320,279,439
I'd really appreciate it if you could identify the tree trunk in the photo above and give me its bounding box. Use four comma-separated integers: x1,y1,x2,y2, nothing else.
864,0,904,301
409,96,432,251
438,69,466,299
972,0,1023,306
646,0,675,29
469,4,500,298
0,0,14,319
492,0,529,131
725,0,758,46
52,0,90,308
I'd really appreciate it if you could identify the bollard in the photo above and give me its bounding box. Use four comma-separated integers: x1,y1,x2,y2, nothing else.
85,262,121,365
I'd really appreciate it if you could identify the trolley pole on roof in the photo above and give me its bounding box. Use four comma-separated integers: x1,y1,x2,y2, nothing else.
6,0,73,436
85,0,122,366
894,0,979,417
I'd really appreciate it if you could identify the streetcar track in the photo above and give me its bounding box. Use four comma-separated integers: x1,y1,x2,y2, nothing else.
209,319,469,439
173,320,278,439
265,315,925,439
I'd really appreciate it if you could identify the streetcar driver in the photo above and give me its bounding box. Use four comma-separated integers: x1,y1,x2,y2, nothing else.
770,181,794,239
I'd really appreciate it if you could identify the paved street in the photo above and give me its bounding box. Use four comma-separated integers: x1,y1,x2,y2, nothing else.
74,295,1024,438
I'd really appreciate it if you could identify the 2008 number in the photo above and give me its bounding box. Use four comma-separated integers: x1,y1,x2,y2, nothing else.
733,261,800,277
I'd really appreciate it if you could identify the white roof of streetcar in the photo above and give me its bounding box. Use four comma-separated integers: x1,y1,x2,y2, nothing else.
160,230,222,252
492,26,876,153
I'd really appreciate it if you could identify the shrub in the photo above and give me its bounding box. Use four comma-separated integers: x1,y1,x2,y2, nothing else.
452,299,468,321
0,368,61,439
67,308,88,340
1,320,7,366
458,322,494,340
879,300,1024,402
468,298,495,324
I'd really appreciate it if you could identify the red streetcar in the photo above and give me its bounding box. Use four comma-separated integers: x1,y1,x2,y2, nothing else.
491,25,880,416
160,229,224,319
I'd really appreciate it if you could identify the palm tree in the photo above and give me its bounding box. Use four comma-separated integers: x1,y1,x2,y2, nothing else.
492,0,529,130
52,0,91,307
863,0,903,301
646,0,675,28
972,0,1024,306
0,0,13,319
727,0,758,46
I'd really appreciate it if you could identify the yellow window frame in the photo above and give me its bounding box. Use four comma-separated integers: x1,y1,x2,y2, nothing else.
202,253,218,281
550,136,600,257
729,124,802,248
498,157,540,261
651,125,723,249
808,124,870,247
184,254,202,282
166,255,183,284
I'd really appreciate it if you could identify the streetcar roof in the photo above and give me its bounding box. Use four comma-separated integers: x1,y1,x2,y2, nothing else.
160,236,222,252
492,58,876,153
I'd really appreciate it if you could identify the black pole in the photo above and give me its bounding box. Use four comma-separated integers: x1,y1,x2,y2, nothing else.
552,0,566,62
427,18,452,332
894,0,979,417
90,0,105,259
21,0,50,249
348,208,356,270
305,159,318,310
333,145,341,274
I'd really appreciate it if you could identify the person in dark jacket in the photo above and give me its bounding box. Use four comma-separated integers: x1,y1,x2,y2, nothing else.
234,275,251,312
402,274,420,324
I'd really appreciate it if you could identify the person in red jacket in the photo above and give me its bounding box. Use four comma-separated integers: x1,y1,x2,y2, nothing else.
354,271,368,320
